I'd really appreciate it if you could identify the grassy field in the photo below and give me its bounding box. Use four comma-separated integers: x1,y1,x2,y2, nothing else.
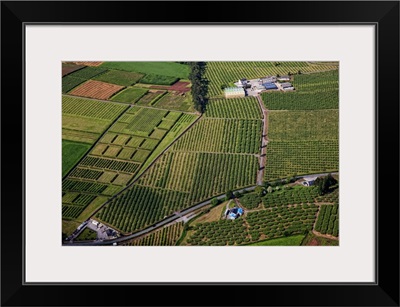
154,92,194,112
100,62,190,78
75,228,97,241
192,202,228,225
62,140,91,177
245,235,305,246
93,70,144,86
62,219,81,238
62,75,86,93
111,87,148,103
139,74,178,85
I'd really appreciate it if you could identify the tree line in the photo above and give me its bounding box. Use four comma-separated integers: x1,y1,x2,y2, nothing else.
188,62,209,113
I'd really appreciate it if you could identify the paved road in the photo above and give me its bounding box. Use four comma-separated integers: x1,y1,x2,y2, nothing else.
64,186,257,246
65,172,338,246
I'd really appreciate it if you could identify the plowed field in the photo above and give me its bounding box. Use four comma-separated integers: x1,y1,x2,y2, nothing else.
70,80,124,100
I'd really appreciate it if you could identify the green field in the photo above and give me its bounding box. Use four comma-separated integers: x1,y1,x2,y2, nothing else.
262,70,339,110
265,110,338,180
75,228,97,241
100,62,190,78
62,75,86,93
62,96,128,120
135,91,165,106
62,96,128,144
246,235,305,246
67,66,108,80
62,62,339,246
205,97,261,119
315,204,339,236
154,92,194,112
96,185,191,233
93,70,144,86
124,223,183,246
139,74,178,85
172,118,262,154
138,151,257,201
62,140,91,177
110,87,148,103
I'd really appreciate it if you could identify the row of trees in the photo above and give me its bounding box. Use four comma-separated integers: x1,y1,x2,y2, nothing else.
188,62,209,113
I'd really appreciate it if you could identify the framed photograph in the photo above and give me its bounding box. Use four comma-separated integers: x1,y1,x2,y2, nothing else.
1,1,399,306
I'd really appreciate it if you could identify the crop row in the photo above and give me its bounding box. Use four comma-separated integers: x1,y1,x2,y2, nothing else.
204,61,338,97
262,90,338,110
239,193,262,209
262,187,320,207
137,151,199,192
205,97,261,119
96,185,191,233
79,156,140,173
188,153,258,202
172,118,262,154
62,96,128,120
69,167,103,180
316,188,339,203
62,75,86,93
124,222,184,246
267,110,338,141
188,219,249,246
246,204,318,239
67,66,108,79
125,108,169,135
265,140,339,180
62,179,108,193
62,204,85,219
314,204,339,236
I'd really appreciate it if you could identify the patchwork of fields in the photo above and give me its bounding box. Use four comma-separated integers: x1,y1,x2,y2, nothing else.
95,98,262,233
62,61,339,246
62,89,198,223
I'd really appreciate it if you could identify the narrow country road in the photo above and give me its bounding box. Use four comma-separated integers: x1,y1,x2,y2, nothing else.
256,94,268,185
65,172,338,246
64,186,258,246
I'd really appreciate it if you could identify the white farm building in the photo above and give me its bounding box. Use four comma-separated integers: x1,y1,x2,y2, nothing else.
224,87,245,98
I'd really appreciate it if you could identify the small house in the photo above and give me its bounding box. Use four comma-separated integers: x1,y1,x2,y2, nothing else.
225,207,244,220
302,176,318,187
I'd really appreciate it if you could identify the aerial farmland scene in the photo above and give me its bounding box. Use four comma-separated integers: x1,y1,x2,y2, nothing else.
62,61,339,246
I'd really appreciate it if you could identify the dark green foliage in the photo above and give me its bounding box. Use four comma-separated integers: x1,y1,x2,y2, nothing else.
225,189,234,200
188,62,209,113
315,173,338,195
239,193,261,209
140,74,179,85
211,198,220,207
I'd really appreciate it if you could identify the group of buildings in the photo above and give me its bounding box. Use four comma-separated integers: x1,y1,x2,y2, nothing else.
224,75,295,98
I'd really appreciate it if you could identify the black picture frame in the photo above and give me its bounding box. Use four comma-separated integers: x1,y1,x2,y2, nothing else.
1,1,399,306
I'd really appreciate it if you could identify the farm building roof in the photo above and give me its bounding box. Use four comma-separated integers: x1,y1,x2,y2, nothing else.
225,87,245,93
263,83,278,89
281,82,293,88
